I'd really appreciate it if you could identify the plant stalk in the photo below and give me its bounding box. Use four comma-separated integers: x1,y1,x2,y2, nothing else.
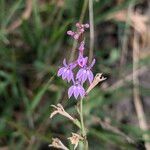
79,98,88,150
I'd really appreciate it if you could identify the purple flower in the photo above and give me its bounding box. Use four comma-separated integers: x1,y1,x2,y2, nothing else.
68,80,85,99
77,54,88,68
76,59,96,84
57,59,76,82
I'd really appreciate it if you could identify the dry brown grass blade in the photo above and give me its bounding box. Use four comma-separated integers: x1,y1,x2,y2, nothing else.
6,0,33,33
133,30,150,150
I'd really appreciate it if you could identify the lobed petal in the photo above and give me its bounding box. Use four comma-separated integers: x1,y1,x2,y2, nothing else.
70,63,77,69
62,69,67,80
78,85,85,98
81,70,88,83
68,86,74,98
87,70,94,84
73,87,79,99
57,67,65,76
76,69,84,79
89,59,96,68
67,71,74,82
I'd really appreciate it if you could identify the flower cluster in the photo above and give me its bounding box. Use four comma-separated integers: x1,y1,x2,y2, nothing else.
57,23,95,99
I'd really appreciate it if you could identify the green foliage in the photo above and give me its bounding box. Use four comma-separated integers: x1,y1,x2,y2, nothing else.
0,0,149,149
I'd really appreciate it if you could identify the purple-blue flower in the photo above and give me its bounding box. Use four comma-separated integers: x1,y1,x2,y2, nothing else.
68,80,85,99
57,59,76,82
57,22,96,100
77,54,88,68
76,59,96,84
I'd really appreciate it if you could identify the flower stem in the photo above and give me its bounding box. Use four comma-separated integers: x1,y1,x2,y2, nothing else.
79,98,88,150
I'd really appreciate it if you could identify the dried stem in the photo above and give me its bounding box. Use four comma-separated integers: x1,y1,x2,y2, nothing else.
133,30,150,150
89,0,94,63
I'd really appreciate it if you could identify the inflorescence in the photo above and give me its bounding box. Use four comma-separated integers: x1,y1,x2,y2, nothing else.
57,23,95,99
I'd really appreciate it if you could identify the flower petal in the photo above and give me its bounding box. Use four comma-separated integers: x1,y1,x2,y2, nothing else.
68,86,74,98
78,85,85,98
57,67,65,76
81,70,88,83
89,59,96,68
67,71,74,82
73,87,79,99
76,69,84,79
62,69,67,80
87,70,94,84
70,63,77,69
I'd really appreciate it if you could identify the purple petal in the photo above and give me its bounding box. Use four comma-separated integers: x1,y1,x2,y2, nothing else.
63,59,67,67
89,59,96,68
73,87,79,99
57,67,65,76
81,72,88,83
87,70,94,83
76,69,84,79
62,69,67,80
84,57,88,64
67,71,74,82
68,86,74,98
77,56,88,67
78,85,85,98
70,63,77,69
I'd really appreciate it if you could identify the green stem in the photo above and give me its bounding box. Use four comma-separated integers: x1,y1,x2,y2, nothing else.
79,98,88,150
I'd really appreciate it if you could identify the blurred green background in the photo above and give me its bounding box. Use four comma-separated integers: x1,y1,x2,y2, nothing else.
0,0,150,150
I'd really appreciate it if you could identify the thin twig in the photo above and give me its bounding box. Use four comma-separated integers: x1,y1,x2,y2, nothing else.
133,29,150,150
89,0,94,63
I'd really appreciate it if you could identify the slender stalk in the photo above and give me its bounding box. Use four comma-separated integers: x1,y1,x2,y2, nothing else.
89,0,94,63
79,98,88,150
